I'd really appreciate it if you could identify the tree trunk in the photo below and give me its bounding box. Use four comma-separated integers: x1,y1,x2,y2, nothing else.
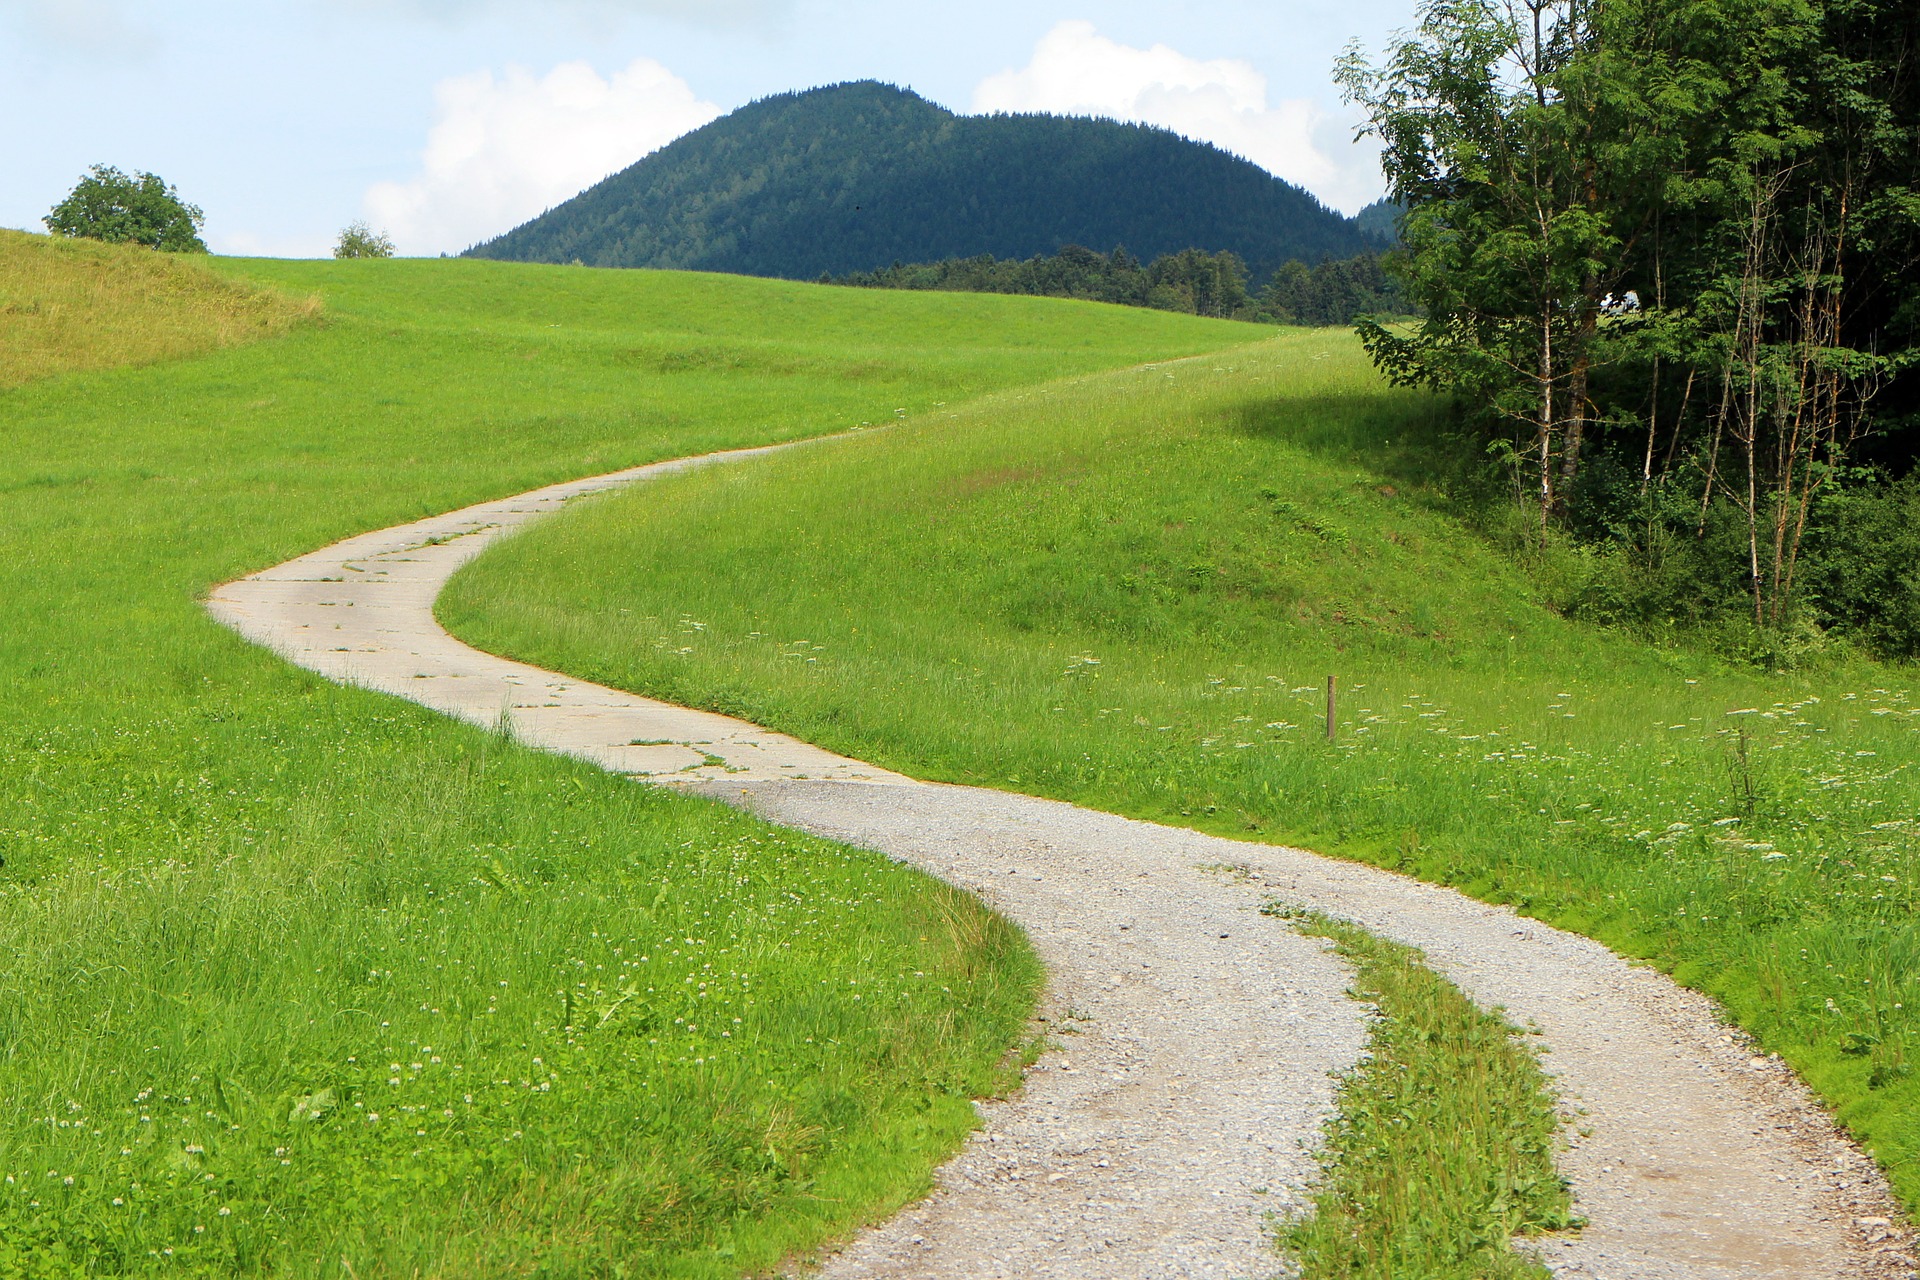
1537,303,1557,531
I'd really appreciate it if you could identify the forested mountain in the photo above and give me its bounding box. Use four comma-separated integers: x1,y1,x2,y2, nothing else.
464,82,1375,280
1352,197,1403,245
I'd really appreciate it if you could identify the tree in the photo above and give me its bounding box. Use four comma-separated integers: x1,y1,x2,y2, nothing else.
334,222,396,259
1588,0,1911,629
1343,0,1920,653
1258,253,1407,325
1339,0,1619,529
44,165,206,252
1146,248,1252,318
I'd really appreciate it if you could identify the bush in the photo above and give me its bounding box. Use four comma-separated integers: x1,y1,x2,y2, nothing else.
334,222,395,259
1803,476,1920,661
1541,466,1920,666
44,165,206,252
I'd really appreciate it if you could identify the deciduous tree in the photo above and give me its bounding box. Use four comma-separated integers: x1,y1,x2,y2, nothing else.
334,222,396,259
44,165,207,253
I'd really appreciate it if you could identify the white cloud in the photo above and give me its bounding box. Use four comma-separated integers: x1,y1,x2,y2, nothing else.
971,20,1381,214
365,58,721,255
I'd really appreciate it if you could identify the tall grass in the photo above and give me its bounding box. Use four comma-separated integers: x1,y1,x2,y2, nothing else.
0,230,316,388
0,248,1254,1273
0,746,1035,1276
1271,909,1578,1279
442,334,1920,1209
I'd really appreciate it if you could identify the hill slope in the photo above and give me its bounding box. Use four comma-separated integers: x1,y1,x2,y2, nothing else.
442,337,1920,1212
0,248,1262,1272
465,81,1373,280
0,229,314,388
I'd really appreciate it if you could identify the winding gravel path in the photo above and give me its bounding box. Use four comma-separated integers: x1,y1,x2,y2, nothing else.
208,446,1914,1280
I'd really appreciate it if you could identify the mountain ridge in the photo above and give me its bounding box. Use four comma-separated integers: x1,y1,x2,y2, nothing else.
465,81,1377,280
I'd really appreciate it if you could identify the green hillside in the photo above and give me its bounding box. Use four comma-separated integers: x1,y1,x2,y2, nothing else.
443,336,1920,1211
465,81,1373,281
0,241,1260,1274
0,228,315,388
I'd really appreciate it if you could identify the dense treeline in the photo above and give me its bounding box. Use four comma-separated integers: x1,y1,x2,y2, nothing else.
466,82,1376,281
1263,253,1410,327
833,245,1409,327
1347,0,1920,661
832,246,1253,318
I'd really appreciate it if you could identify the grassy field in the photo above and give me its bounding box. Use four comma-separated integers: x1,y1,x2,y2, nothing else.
0,237,1265,1275
0,230,318,389
442,333,1920,1212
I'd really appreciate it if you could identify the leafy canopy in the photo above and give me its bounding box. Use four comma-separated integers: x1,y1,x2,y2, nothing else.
1342,0,1920,658
334,222,396,259
44,164,207,253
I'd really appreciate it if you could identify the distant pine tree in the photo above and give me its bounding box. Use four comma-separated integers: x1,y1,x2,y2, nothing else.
1353,197,1405,246
834,245,1236,315
1258,253,1409,325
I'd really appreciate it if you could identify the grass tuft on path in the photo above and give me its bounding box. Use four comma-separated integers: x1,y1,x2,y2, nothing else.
1268,907,1578,1280
442,333,1920,1210
0,230,317,389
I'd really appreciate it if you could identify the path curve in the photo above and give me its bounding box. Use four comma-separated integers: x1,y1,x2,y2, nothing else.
208,445,1914,1280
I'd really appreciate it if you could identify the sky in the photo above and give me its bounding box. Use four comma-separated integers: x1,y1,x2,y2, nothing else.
2,1,1418,258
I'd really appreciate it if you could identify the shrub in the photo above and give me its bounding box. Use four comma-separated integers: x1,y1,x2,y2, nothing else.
1803,475,1920,661
334,222,396,259
44,165,207,252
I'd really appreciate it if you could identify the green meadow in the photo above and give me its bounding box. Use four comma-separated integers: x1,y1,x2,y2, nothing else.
0,239,1263,1276
443,334,1920,1210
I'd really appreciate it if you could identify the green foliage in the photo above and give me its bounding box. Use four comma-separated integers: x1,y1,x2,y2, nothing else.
1525,465,1920,665
444,337,1920,1211
833,244,1252,318
1800,477,1920,659
1270,910,1577,1280
0,248,1248,1273
1344,0,1920,656
1339,0,1621,520
836,244,1408,327
465,81,1371,280
1259,253,1410,326
43,164,207,253
334,222,395,260
1352,196,1404,246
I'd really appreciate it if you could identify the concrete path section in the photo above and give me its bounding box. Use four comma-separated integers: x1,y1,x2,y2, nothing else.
208,446,1914,1280
208,446,911,787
